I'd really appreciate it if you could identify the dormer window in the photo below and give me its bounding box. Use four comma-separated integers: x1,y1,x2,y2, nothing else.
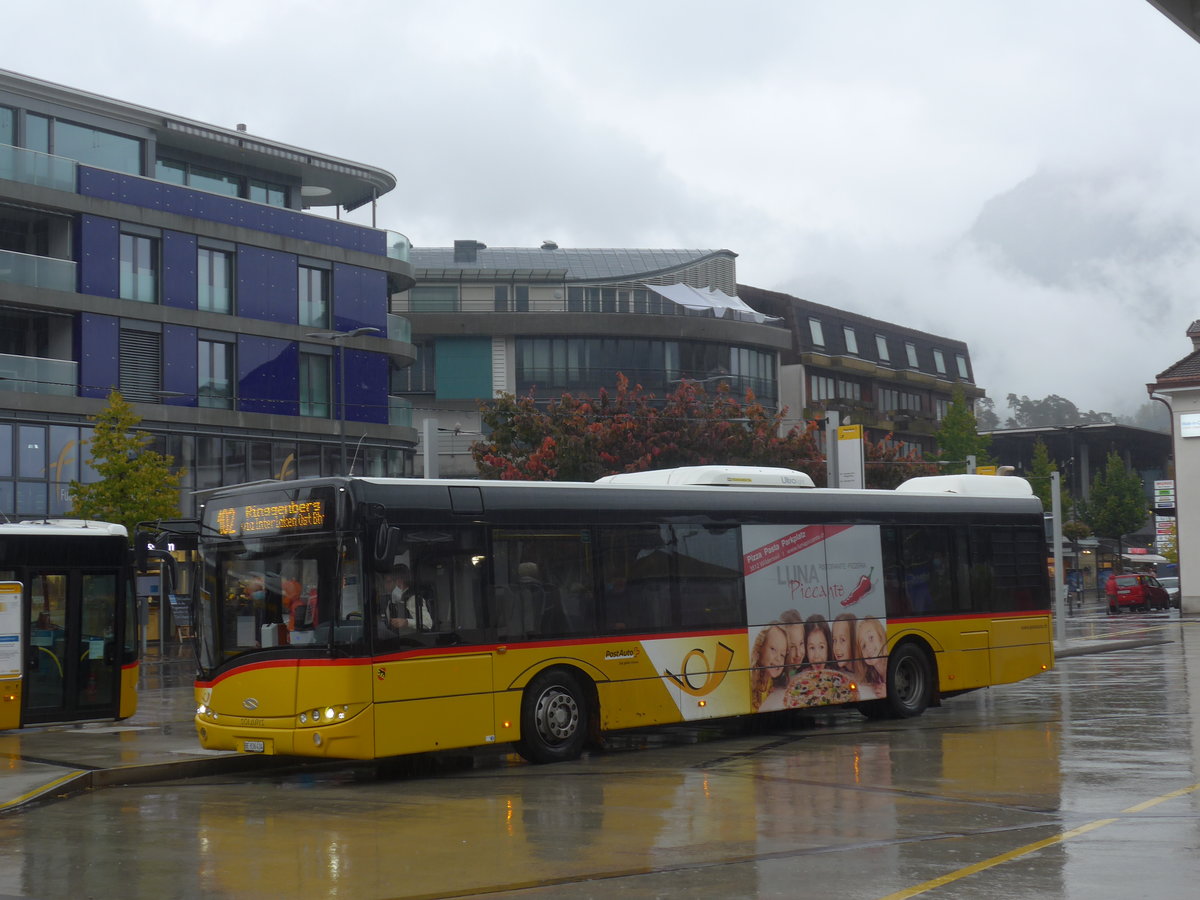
875,334,890,362
809,318,825,347
843,326,859,355
905,342,918,368
933,349,947,375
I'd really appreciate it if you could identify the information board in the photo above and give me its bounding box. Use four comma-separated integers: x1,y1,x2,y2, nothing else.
0,581,23,678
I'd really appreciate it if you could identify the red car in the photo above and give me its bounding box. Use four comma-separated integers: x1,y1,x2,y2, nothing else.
1106,573,1171,613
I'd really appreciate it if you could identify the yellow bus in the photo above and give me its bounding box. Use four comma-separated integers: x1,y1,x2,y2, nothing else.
188,467,1053,763
0,520,138,730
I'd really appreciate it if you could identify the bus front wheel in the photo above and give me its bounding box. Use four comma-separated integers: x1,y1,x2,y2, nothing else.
516,669,590,764
885,643,933,718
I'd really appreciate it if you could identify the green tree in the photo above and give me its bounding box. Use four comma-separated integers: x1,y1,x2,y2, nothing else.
932,385,992,473
1082,450,1147,562
68,391,185,539
1027,438,1057,510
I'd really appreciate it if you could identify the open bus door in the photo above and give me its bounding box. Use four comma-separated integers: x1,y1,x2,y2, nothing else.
20,569,126,725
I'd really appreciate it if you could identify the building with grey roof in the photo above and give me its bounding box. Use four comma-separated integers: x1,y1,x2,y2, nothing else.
734,285,982,458
1,68,417,519
392,242,790,474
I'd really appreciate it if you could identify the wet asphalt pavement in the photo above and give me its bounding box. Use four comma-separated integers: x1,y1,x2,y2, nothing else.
1,604,1196,899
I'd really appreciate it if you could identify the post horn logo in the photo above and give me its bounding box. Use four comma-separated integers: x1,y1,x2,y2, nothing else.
664,642,736,696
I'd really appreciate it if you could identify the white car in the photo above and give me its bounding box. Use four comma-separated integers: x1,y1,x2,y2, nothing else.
1158,576,1181,609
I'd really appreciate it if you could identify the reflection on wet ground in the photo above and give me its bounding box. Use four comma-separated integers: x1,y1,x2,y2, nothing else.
2,613,1198,900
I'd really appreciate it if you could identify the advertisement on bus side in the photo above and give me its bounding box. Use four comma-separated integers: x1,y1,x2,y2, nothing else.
742,524,887,712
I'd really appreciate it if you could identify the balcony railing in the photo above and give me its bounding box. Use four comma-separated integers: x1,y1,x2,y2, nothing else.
0,247,77,292
395,294,786,327
386,231,411,262
0,143,76,192
386,314,412,343
0,352,77,396
389,395,413,428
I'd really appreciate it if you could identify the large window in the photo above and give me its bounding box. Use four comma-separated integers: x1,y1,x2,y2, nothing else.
955,354,969,380
843,326,859,355
198,246,234,314
120,232,158,303
875,334,890,362
933,349,947,376
516,337,776,403
809,318,825,347
298,264,330,328
905,342,919,368
156,158,288,206
299,352,331,417
494,285,529,312
26,114,142,174
0,107,13,146
198,339,234,409
391,342,434,393
598,524,743,633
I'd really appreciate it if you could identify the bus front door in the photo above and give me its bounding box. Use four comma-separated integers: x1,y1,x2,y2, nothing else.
23,570,121,725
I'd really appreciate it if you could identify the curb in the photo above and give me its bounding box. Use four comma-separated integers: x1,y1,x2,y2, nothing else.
1,752,299,816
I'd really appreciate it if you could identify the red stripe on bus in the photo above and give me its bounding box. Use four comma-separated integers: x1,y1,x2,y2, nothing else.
889,610,1051,625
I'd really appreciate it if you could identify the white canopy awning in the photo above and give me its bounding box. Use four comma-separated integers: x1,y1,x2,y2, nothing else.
642,283,779,324
1122,553,1169,565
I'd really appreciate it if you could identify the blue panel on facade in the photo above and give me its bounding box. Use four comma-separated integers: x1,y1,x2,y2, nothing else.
344,350,389,425
163,325,197,403
77,313,119,399
236,247,297,324
77,167,121,202
435,338,493,401
77,215,120,298
162,231,198,310
77,167,388,255
333,264,388,334
239,336,298,416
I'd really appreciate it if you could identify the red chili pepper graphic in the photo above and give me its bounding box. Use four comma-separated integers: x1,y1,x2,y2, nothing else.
842,568,874,606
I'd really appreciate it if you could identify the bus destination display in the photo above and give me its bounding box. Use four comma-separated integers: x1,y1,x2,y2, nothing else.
213,498,327,537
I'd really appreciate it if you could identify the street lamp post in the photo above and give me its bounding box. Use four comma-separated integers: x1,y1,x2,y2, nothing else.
305,327,381,475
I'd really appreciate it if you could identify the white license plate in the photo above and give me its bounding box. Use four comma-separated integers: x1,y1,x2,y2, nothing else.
243,740,265,753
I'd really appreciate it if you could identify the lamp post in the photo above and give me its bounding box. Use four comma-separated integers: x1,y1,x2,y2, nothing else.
305,327,381,475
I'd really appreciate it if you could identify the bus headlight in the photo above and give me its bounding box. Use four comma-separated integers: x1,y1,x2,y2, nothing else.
299,712,307,724
325,707,335,720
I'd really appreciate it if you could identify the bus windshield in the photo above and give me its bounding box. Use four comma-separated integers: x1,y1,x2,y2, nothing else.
197,533,364,671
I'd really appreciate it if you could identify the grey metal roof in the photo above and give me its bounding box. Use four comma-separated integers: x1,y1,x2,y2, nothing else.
0,67,395,212
409,246,732,282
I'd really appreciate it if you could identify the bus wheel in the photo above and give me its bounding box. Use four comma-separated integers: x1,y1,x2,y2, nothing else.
885,644,932,718
516,669,589,764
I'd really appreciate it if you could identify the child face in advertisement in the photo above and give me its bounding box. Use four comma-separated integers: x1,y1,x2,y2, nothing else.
762,626,788,679
831,616,855,668
805,622,829,668
785,622,806,670
858,617,887,680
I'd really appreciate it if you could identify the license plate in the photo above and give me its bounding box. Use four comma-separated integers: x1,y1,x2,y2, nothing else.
243,740,265,753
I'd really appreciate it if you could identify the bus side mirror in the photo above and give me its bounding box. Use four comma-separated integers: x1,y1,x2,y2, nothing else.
371,524,401,573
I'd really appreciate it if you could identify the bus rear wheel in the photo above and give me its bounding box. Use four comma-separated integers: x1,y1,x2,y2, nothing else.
885,643,933,718
516,669,590,764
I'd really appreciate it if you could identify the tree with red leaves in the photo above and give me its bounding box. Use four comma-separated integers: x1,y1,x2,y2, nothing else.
472,375,826,482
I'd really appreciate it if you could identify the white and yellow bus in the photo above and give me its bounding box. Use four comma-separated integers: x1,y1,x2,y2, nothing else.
1,520,138,730
189,467,1053,763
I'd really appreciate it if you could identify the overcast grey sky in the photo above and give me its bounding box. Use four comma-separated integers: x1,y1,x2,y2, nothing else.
9,1,1200,418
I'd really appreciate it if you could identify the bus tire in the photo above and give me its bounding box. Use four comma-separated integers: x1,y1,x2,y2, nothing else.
885,643,933,718
516,668,590,764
